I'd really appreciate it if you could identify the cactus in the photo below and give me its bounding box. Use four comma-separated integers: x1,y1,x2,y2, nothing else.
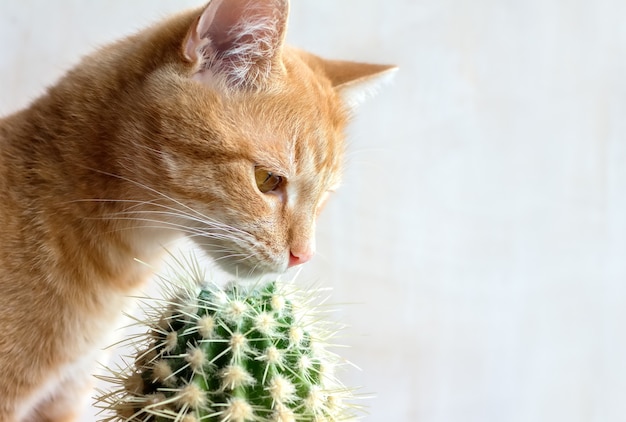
96,261,358,422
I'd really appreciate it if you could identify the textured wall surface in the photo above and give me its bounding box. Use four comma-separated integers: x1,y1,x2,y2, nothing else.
1,1,625,421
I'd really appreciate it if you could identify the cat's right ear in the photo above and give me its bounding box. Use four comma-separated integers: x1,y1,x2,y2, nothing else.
183,0,289,90
322,60,398,110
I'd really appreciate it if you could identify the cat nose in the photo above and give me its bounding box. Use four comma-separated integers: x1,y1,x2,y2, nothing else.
288,249,314,268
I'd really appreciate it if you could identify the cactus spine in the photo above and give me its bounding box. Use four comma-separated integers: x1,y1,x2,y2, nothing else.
96,265,357,422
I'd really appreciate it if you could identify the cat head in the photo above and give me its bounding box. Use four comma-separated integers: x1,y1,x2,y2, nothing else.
116,0,395,276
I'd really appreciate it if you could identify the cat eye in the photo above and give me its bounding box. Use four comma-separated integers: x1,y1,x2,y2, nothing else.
255,167,283,194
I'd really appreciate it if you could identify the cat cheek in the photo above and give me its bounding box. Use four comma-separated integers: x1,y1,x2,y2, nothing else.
258,190,287,212
270,190,286,206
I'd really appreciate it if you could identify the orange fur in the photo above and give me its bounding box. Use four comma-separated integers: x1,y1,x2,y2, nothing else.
0,1,395,420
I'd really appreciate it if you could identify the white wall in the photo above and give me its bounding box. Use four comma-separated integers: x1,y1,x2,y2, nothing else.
2,1,625,421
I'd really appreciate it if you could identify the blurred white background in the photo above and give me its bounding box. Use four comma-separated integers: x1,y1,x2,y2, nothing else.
2,1,625,421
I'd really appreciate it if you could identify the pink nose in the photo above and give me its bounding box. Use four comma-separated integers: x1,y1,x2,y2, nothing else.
288,249,314,268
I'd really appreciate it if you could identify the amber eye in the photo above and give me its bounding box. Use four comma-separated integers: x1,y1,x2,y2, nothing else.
255,167,283,193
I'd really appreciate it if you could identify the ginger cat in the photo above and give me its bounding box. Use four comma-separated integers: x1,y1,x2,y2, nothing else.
0,0,395,420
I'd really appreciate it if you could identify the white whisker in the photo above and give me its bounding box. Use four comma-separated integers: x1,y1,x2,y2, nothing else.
70,166,282,275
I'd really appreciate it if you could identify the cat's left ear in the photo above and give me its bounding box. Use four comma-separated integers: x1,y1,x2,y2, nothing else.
322,60,398,109
183,0,289,90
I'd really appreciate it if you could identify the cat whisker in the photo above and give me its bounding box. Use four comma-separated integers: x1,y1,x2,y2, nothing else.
72,171,279,273
75,195,255,248
76,197,246,236
74,197,243,234
78,166,213,221
114,221,247,248
85,215,242,247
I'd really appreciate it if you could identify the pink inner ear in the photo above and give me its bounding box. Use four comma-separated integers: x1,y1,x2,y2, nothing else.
184,0,222,63
198,0,244,50
183,0,289,88
183,20,203,63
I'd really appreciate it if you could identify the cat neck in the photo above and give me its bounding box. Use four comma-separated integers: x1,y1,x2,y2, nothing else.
0,99,179,296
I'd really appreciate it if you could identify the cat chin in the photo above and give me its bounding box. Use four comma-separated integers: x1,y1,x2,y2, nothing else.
200,248,287,279
211,257,286,279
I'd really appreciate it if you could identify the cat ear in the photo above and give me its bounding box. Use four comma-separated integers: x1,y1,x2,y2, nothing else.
322,60,398,109
183,0,289,90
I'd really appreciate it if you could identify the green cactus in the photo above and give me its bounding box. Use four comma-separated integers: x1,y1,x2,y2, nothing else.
96,263,358,422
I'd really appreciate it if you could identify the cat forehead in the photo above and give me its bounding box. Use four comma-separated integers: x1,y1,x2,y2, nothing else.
246,116,344,182
221,83,347,181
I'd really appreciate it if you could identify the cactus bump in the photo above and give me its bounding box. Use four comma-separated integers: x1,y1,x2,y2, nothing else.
96,262,359,421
